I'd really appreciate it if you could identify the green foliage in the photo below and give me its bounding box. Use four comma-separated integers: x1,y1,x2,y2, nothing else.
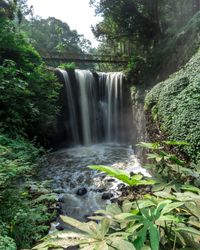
127,56,146,72
58,62,76,71
145,49,200,164
138,141,200,185
35,192,200,249
21,17,92,55
89,165,155,186
0,235,17,250
35,144,200,250
0,134,42,188
0,134,56,249
151,11,200,76
0,19,61,143
0,0,17,20
0,6,60,250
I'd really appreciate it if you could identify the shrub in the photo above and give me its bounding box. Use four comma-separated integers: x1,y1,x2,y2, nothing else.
0,19,61,144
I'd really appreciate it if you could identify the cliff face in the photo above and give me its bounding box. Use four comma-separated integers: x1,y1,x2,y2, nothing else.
145,49,200,164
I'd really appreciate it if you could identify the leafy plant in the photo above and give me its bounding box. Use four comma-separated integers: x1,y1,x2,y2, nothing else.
34,215,136,250
88,165,155,186
34,142,200,250
0,134,57,249
137,141,200,184
58,62,76,70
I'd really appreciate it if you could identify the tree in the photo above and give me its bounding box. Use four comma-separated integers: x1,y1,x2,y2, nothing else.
0,0,16,19
21,17,92,55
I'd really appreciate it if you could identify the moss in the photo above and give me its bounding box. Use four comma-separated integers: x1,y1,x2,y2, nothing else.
145,49,200,164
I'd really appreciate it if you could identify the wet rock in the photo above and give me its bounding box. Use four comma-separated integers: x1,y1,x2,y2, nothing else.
84,214,90,221
54,188,64,194
58,196,64,203
96,188,106,193
76,187,87,196
102,192,114,200
117,183,126,191
55,203,63,214
56,224,65,231
110,198,118,203
91,187,106,193
107,178,115,182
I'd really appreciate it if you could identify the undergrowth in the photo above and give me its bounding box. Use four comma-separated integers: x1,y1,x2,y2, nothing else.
0,134,57,249
33,141,200,250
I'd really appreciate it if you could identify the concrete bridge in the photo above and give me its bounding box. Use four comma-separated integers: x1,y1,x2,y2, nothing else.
41,52,130,64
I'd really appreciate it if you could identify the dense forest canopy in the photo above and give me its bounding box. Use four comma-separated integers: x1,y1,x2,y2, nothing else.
90,0,200,55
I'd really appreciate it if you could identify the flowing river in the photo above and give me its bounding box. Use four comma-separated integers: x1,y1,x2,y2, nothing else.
39,143,149,230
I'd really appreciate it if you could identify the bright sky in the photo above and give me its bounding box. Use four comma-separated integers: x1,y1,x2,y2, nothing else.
27,0,102,47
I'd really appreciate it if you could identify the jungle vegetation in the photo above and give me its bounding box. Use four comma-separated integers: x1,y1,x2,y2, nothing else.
0,0,200,249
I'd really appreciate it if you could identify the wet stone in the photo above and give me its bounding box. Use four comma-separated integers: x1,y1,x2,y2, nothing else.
58,196,64,203
117,183,126,191
102,192,114,200
54,188,64,194
76,187,87,196
56,224,65,231
107,178,115,182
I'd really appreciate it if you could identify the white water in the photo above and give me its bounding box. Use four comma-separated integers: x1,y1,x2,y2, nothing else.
105,72,123,141
40,143,149,230
58,69,125,145
57,68,80,144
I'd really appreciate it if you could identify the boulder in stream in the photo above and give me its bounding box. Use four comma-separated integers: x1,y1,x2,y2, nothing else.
76,187,87,196
102,192,114,200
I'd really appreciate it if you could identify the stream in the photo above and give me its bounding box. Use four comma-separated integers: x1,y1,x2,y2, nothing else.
39,143,149,231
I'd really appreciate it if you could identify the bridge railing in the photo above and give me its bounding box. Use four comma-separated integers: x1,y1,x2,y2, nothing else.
40,52,130,64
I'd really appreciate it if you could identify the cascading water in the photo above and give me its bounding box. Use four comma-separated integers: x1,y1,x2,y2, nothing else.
75,70,99,145
58,69,125,145
105,72,123,141
57,68,80,145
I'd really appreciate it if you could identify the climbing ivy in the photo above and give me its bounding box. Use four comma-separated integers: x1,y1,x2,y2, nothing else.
145,50,200,164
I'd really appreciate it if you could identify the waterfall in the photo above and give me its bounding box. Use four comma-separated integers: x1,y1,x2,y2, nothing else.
57,68,80,144
106,72,123,141
58,69,124,146
75,70,99,145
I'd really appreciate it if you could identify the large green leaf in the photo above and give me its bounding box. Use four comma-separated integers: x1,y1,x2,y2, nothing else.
60,215,94,235
137,142,163,150
181,185,200,195
122,200,133,213
134,225,148,250
110,237,136,250
175,227,200,236
158,214,181,222
160,202,184,215
98,218,111,238
88,165,155,186
149,223,159,250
